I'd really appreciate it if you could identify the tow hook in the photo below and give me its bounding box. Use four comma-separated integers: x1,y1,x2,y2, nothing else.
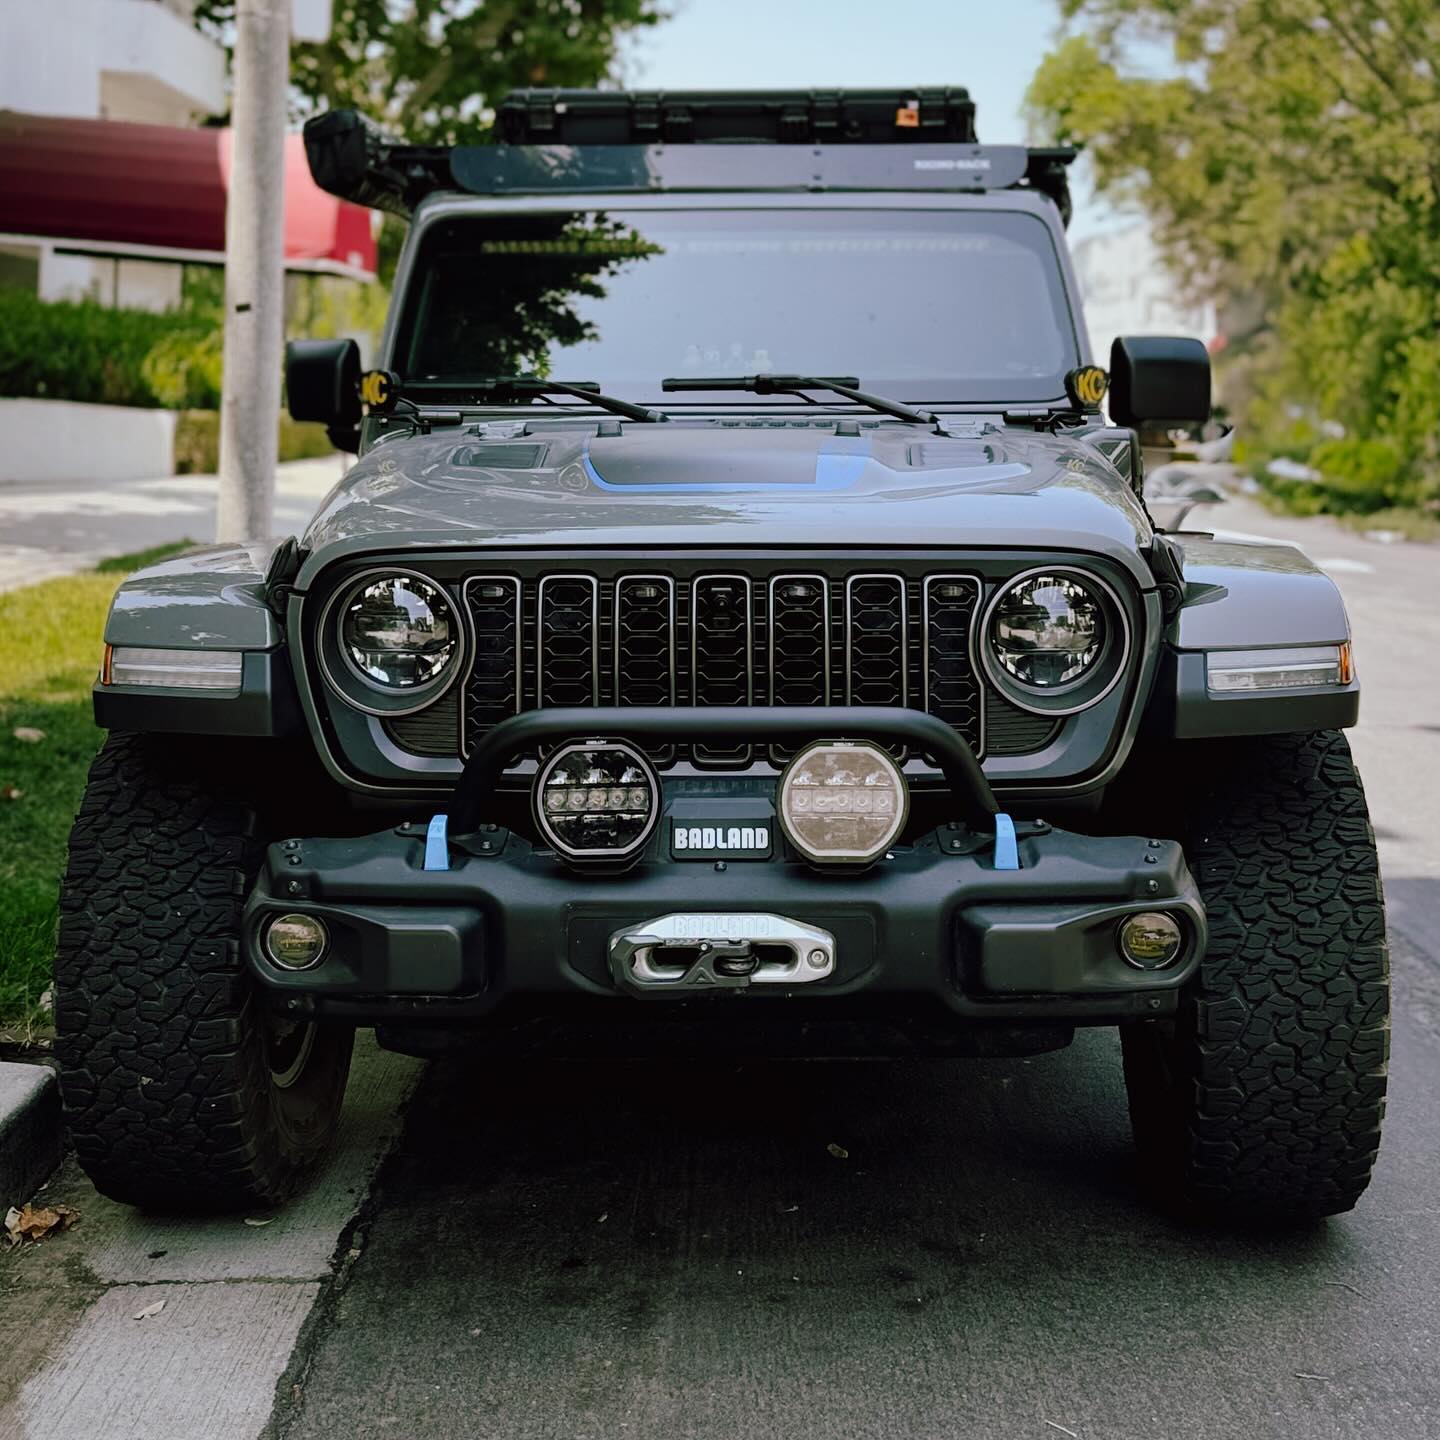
706,942,760,978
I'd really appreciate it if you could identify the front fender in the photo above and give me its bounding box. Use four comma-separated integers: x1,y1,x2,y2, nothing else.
94,541,302,737
1146,536,1359,739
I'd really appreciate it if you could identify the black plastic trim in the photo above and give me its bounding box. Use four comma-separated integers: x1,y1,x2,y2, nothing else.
1149,649,1361,739
93,650,301,737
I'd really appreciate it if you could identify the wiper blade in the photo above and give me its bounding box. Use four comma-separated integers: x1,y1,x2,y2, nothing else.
662,373,937,427
404,376,668,424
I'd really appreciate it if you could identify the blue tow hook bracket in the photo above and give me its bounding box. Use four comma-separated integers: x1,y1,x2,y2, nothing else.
423,813,450,872
993,812,1020,870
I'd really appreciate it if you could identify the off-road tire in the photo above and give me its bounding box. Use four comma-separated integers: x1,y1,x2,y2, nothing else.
55,732,353,1210
1119,729,1388,1223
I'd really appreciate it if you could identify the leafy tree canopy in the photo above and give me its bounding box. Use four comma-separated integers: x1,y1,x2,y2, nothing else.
1027,1,1440,513
196,0,665,145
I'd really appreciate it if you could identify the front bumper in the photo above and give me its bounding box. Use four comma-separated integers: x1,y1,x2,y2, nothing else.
243,821,1205,1030
242,705,1205,1048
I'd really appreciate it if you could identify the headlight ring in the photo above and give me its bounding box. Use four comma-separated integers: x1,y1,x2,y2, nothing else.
979,566,1130,716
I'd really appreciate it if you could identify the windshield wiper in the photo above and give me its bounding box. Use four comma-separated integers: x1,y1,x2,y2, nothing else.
662,373,937,427
405,376,668,424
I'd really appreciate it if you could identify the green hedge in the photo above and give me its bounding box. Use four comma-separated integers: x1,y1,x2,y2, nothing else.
174,410,335,474
0,288,185,408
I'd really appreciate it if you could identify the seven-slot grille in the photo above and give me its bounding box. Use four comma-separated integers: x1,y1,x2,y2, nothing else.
459,570,986,766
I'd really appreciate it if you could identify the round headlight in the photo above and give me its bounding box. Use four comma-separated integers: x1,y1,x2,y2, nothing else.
990,572,1105,689
340,572,458,693
777,740,908,867
534,739,660,866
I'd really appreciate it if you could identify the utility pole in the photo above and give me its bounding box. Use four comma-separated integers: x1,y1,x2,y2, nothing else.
216,0,291,543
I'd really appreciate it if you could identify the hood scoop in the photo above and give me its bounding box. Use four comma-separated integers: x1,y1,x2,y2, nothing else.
907,440,1002,468
449,443,550,469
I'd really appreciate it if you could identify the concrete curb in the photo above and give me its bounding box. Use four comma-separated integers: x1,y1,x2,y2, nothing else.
0,1062,63,1212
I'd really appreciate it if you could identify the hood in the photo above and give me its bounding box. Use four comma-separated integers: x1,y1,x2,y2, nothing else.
297,420,1153,587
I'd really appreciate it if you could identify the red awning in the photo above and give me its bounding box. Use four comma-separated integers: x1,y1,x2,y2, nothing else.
0,110,377,279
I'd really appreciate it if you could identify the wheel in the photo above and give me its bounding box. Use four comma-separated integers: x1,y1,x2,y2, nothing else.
1117,729,1389,1223
55,732,354,1210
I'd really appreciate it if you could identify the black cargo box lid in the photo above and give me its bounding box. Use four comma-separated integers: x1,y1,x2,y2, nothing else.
497,87,977,147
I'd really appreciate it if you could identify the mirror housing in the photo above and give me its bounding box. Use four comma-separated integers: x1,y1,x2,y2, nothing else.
286,338,362,450
1108,336,1211,430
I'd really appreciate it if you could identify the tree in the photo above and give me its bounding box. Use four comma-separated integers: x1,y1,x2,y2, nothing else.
1027,1,1440,514
196,0,665,144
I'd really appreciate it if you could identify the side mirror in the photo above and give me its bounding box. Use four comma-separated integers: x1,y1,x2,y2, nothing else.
1108,336,1211,430
286,339,362,448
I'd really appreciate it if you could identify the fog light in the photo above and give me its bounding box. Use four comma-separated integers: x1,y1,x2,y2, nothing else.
1117,912,1184,970
777,740,908,866
263,913,329,970
534,739,660,865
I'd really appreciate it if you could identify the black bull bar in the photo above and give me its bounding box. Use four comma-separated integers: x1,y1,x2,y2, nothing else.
445,705,1000,834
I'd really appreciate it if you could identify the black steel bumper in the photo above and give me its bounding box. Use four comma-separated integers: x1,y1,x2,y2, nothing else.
241,707,1206,1042
244,824,1203,1025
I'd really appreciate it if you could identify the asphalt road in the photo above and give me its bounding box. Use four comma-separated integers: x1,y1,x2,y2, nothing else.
3,492,1438,1440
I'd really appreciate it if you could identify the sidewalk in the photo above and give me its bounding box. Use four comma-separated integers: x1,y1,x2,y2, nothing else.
0,456,348,592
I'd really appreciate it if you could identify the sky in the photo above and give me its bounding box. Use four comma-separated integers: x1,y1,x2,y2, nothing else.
619,0,1127,237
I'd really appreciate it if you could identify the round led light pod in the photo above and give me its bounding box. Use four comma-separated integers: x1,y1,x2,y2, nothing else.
777,740,909,867
534,739,660,866
263,912,329,971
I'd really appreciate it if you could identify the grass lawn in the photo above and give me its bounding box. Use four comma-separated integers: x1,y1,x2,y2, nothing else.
0,543,193,1039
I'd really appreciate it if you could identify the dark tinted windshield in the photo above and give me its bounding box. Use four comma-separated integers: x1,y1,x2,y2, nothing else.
397,208,1078,404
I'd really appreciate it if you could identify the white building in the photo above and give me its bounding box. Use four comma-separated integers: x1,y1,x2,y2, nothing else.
1070,222,1216,368
0,0,227,309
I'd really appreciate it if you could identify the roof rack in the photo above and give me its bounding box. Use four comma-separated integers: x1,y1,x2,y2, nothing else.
497,87,978,146
302,91,1076,226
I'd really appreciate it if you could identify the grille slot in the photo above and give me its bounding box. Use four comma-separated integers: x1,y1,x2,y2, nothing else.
462,576,522,744
923,575,983,748
537,575,599,709
691,574,753,765
845,574,908,706
768,574,830,763
615,575,676,763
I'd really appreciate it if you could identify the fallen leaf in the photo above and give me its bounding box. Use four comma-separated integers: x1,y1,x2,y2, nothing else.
826,1143,849,1160
1,785,22,801
12,727,45,743
243,1217,274,1228
6,1204,80,1244
133,1298,166,1321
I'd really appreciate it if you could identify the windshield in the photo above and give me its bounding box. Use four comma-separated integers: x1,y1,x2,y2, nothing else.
395,208,1079,405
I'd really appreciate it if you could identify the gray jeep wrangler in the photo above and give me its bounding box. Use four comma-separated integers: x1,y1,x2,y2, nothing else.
57,89,1386,1222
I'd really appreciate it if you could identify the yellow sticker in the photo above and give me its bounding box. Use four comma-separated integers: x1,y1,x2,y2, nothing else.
1066,365,1109,409
359,369,395,411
